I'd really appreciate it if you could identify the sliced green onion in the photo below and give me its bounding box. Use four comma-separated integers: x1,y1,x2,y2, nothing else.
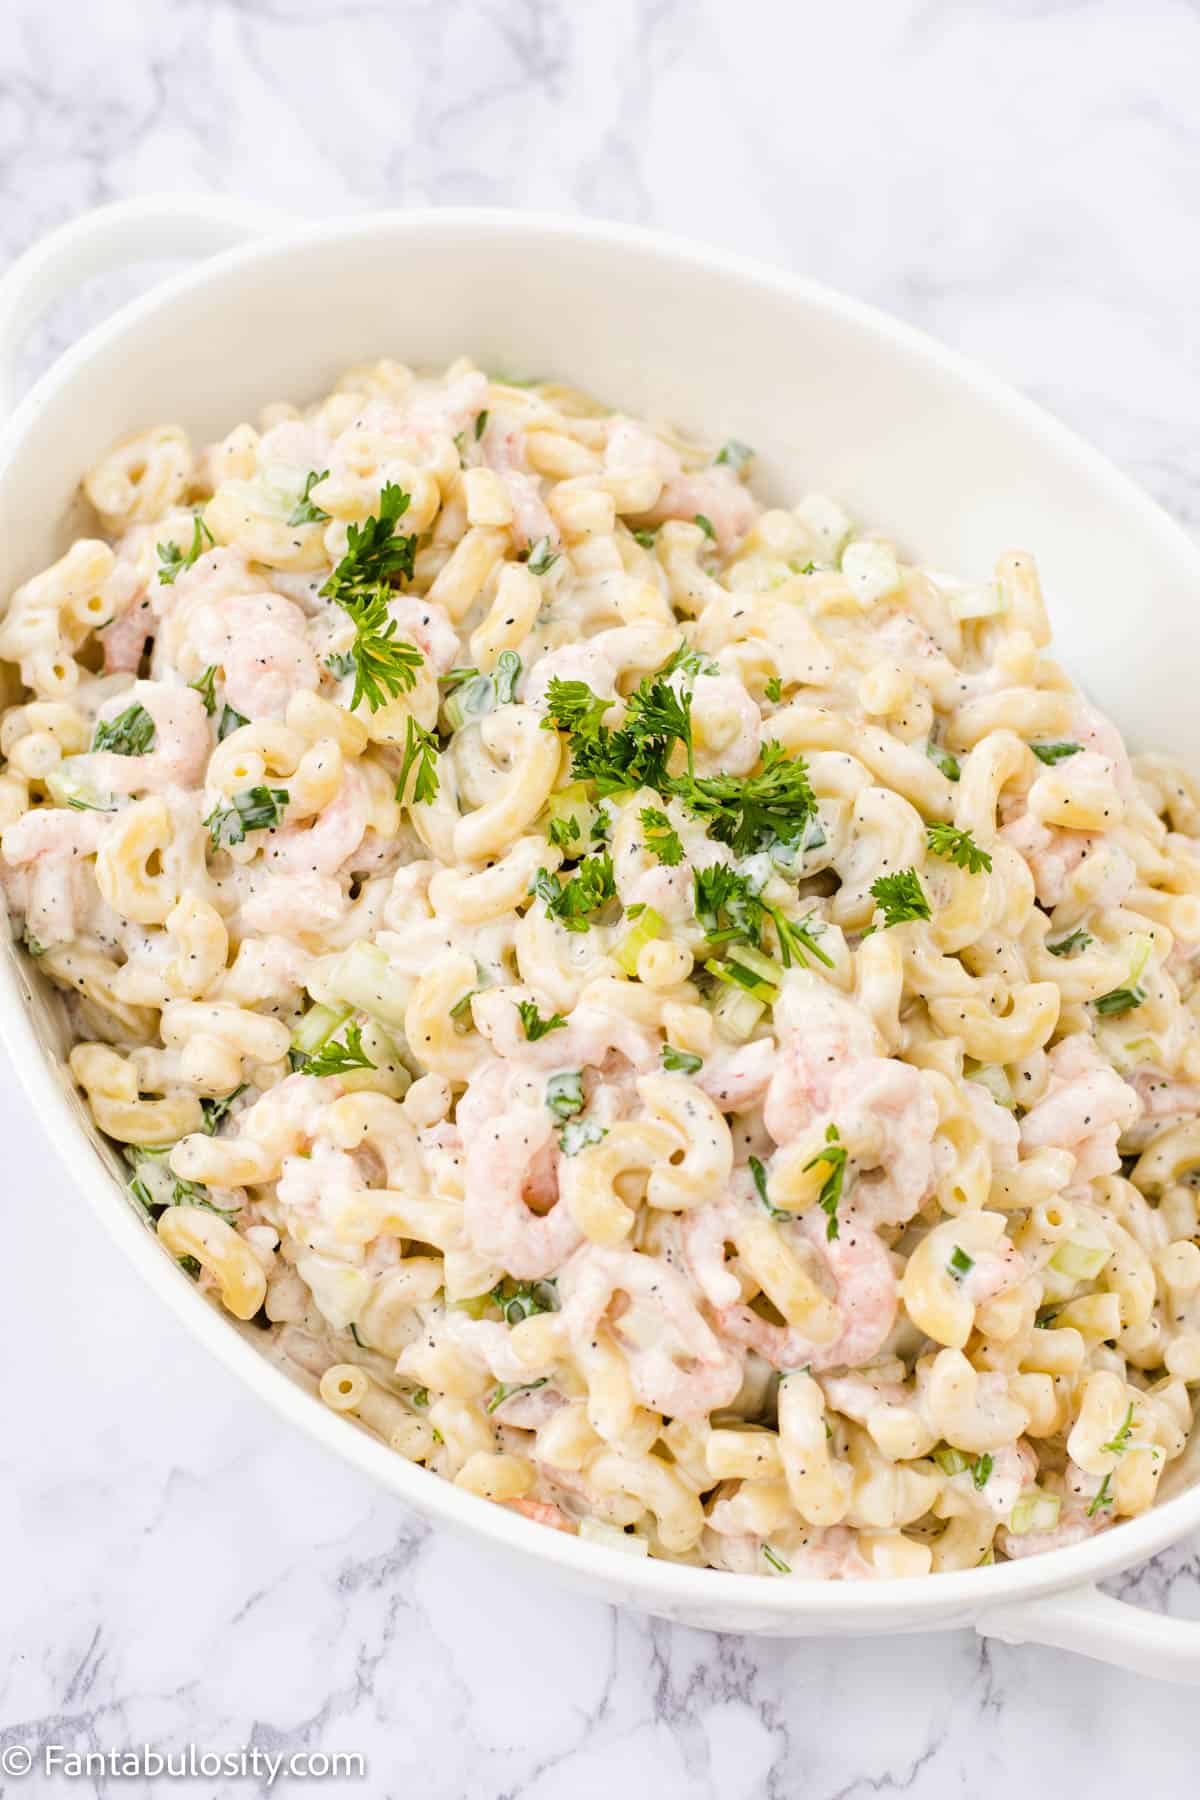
45,762,116,812
1009,1490,1062,1535
1049,1240,1112,1281
443,673,495,731
705,958,778,1005
546,1071,584,1121
615,905,665,976
948,1245,975,1281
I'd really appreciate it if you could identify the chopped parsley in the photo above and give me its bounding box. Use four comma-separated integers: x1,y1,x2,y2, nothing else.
319,484,422,711
632,528,659,550
325,650,357,682
684,744,817,858
199,1085,247,1135
304,1021,375,1077
526,537,560,576
714,439,754,471
559,1117,608,1156
548,814,581,852
93,702,156,757
517,1001,567,1042
764,675,783,704
948,1245,975,1281
204,785,289,849
693,863,831,970
925,822,992,874
749,1154,789,1221
189,666,219,715
545,1071,584,1121
218,703,248,741
973,1452,994,1491
662,1044,703,1075
694,513,716,541
803,1124,847,1240
927,742,961,782
869,868,931,928
639,806,683,866
1030,741,1083,766
288,469,330,525
530,851,617,933
492,1278,558,1323
761,1545,791,1574
1048,928,1092,958
474,409,489,441
396,716,439,805
156,513,214,585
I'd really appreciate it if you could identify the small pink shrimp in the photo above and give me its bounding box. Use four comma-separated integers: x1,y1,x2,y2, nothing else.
263,765,368,878
764,978,878,1140
1,806,112,945
463,1105,582,1280
385,596,460,677
999,811,1093,909
607,421,757,556
404,370,489,445
102,595,155,673
996,1460,1114,1560
87,681,211,795
695,1039,777,1113
189,592,318,719
471,989,658,1072
688,671,762,776
559,1244,743,1418
237,871,347,937
690,1191,898,1374
506,1497,576,1534
1020,1034,1141,1181
480,416,557,552
1128,1066,1200,1120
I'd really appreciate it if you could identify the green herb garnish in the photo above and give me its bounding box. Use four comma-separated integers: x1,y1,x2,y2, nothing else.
305,1021,375,1077
530,851,616,933
156,514,214,585
1031,741,1083,766
803,1123,847,1240
288,469,330,525
870,868,931,928
93,702,156,757
639,806,683,867
396,716,439,805
925,822,992,874
517,1001,567,1042
662,1045,703,1075
204,785,289,849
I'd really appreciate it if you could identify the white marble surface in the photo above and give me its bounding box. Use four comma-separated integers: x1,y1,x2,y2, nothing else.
2,0,1200,1792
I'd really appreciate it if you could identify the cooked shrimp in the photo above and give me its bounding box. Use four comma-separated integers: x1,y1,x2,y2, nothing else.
1020,1034,1141,1181
188,592,319,719
463,1104,582,1280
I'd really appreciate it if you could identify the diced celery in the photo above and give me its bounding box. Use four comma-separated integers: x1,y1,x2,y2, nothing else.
705,958,778,1005
326,942,410,1030
964,1060,1015,1110
578,1518,650,1556
1050,1240,1112,1281
947,581,1006,622
932,1445,971,1477
712,984,766,1041
451,1292,496,1320
615,906,664,976
45,761,116,813
1008,1489,1062,1536
292,1001,351,1057
726,943,785,988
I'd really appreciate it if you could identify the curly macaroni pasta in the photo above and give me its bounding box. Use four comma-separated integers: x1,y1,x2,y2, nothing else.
4,357,1200,1580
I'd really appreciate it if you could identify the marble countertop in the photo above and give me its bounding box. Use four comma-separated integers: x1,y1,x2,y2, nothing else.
2,0,1199,1792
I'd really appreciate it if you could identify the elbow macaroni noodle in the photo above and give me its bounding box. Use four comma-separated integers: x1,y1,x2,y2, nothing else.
3,357,1199,1579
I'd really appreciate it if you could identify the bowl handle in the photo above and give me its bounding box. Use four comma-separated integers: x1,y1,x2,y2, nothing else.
976,1582,1200,1683
0,195,291,416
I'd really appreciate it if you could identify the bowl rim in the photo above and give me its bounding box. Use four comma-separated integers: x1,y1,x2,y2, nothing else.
3,201,1199,1620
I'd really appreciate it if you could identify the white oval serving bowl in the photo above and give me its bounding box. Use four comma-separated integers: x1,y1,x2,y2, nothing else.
2,198,1199,1678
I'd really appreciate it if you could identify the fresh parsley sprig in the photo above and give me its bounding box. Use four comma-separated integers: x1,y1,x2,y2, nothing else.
693,864,831,970
869,868,931,928
204,785,289,849
304,1021,376,1077
639,806,683,866
530,851,617,933
289,469,330,525
156,513,214,585
396,716,439,805
803,1123,847,1240
518,1001,567,1042
93,702,156,757
320,484,422,712
925,822,992,874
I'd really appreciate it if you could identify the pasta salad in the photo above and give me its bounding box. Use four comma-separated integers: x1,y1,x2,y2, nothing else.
2,357,1199,1579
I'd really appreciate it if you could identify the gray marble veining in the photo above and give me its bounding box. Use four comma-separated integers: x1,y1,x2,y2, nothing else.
1,0,1198,1793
